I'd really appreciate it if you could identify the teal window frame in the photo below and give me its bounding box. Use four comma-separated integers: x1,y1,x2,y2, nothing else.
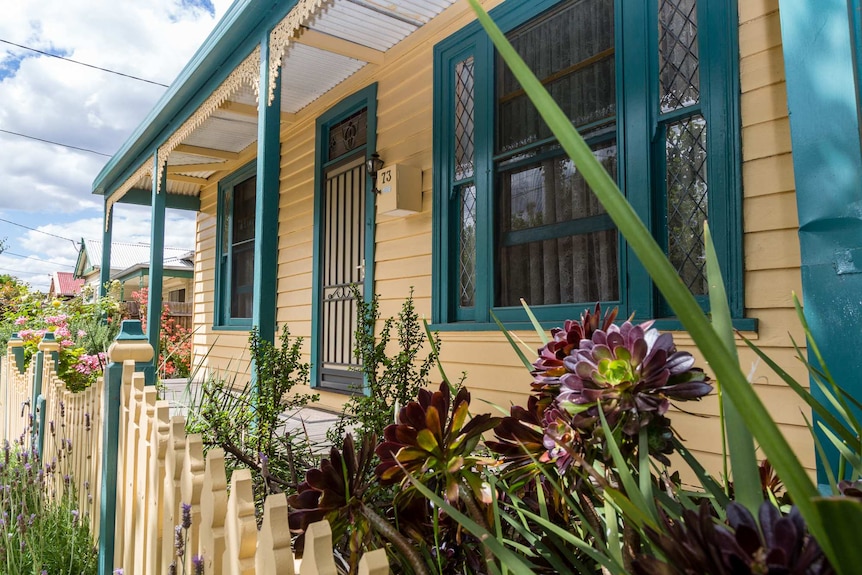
214,160,257,330
432,0,747,329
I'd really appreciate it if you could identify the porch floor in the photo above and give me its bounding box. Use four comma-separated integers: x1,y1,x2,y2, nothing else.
161,379,350,453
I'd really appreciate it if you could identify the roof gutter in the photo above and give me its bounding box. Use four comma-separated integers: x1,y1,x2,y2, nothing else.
92,0,299,198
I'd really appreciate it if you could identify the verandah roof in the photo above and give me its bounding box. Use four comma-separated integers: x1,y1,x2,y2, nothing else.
92,0,456,209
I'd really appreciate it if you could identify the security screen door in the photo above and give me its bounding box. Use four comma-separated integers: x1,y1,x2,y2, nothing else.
318,108,368,392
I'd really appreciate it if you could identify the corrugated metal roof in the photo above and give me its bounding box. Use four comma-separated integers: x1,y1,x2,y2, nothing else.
108,0,458,201
281,43,367,112
83,239,194,271
51,272,85,297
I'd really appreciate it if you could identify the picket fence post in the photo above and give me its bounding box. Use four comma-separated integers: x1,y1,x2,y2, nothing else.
98,320,153,575
0,324,395,575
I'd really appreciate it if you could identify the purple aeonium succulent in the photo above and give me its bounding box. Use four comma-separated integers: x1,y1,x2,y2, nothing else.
557,318,712,436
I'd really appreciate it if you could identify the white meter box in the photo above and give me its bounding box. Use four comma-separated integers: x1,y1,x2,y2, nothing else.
377,164,422,216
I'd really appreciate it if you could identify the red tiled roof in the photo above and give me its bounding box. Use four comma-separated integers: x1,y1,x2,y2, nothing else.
53,272,84,297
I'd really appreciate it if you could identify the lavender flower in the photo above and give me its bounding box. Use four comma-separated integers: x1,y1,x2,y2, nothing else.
192,554,205,575
181,503,192,529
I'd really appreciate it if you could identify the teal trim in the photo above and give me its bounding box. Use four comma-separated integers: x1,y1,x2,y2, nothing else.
114,188,201,211
99,202,113,298
32,350,44,455
778,0,862,485
252,31,282,347
93,0,300,199
114,319,146,340
432,0,743,327
214,161,257,329
428,317,757,333
310,83,378,390
850,0,862,131
36,396,46,458
99,321,150,574
145,154,166,385
97,357,122,575
12,347,25,374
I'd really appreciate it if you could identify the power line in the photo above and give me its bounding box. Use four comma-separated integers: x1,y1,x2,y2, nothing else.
0,217,78,243
0,265,48,276
0,129,112,157
0,38,170,87
3,251,75,268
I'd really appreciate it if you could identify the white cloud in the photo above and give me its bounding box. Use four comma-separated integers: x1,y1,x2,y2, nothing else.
0,0,233,213
0,0,231,290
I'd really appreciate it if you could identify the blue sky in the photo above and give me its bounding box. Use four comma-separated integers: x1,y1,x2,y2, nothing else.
0,0,233,290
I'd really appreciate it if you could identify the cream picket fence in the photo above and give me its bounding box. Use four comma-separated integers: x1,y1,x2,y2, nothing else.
0,322,390,575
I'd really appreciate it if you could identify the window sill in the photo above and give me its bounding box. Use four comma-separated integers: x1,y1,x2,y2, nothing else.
428,317,758,334
211,324,252,332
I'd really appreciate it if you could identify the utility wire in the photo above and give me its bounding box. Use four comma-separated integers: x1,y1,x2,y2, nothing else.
3,251,75,268
0,129,112,157
0,38,170,87
0,217,78,243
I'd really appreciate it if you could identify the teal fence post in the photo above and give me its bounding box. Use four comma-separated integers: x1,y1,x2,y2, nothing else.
98,320,154,575
34,332,60,457
8,333,25,375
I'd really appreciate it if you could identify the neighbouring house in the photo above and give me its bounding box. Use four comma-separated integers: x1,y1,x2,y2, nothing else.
90,0,862,484
47,271,84,300
74,239,194,328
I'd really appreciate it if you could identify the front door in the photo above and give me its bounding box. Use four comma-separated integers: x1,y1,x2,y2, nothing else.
317,107,369,392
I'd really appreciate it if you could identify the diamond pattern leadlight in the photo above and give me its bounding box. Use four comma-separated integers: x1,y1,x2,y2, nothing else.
454,57,476,181
666,115,708,295
659,0,700,113
459,184,477,307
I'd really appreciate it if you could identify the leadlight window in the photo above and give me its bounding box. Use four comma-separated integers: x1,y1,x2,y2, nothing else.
432,0,741,325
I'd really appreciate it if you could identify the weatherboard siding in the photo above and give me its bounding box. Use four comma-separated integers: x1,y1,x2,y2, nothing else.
187,0,811,478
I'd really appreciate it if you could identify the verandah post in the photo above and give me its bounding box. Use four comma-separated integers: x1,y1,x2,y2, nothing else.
98,320,153,575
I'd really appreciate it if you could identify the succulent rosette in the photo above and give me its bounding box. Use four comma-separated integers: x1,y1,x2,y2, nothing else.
375,382,500,504
553,318,711,457
287,433,376,533
634,501,833,575
531,304,618,410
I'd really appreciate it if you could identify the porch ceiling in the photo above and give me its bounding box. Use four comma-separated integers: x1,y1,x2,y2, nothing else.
100,0,457,207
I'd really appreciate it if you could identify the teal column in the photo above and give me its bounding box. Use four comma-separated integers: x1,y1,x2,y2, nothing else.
778,0,862,486
146,152,167,384
98,320,153,574
100,202,113,298
253,31,282,347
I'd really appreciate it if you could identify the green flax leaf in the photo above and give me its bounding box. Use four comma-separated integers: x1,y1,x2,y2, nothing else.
466,0,829,564
705,222,761,514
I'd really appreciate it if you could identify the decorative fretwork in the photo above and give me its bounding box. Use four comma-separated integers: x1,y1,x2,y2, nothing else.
104,160,153,231
328,109,368,160
155,47,261,190
658,0,700,112
268,0,334,105
666,115,708,295
454,57,475,181
459,185,477,307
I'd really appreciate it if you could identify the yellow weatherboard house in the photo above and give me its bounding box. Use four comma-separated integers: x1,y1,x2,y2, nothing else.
91,0,862,485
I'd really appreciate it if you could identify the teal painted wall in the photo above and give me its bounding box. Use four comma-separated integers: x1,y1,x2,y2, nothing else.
779,0,862,485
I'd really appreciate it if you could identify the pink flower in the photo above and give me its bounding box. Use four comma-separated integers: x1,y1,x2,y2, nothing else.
55,326,71,338
60,339,74,348
19,329,33,340
14,317,27,326
77,330,87,338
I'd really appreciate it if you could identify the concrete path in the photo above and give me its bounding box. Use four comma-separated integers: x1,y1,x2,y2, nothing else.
160,378,351,454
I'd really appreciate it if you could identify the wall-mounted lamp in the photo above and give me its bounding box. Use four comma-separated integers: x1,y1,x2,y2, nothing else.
366,153,385,194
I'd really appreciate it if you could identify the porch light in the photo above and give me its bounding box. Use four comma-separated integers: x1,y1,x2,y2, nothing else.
366,153,385,194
